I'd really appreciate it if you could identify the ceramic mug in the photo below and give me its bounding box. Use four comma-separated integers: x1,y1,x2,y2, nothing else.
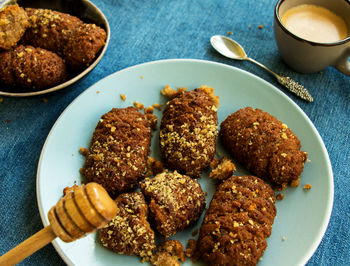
274,0,350,75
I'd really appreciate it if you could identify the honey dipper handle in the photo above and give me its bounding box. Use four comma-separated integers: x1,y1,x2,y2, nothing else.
0,225,56,265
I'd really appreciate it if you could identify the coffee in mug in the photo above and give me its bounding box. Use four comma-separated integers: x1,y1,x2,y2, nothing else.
281,4,348,43
274,0,350,75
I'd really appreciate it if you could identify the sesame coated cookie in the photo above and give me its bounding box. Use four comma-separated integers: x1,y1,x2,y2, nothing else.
140,171,206,237
23,8,83,56
82,107,151,198
99,192,156,260
63,23,107,70
23,8,106,70
0,45,66,90
160,86,219,178
220,107,307,185
196,175,276,266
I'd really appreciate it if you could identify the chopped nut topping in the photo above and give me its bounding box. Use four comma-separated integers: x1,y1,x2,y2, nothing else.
133,101,144,110
161,85,188,99
152,103,162,110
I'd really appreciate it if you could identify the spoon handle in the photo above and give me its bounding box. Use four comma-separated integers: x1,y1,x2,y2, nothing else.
246,57,313,102
275,75,314,102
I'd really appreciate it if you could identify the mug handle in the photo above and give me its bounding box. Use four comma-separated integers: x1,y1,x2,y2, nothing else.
333,48,350,76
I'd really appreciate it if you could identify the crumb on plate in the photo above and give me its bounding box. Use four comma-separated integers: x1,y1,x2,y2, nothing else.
79,147,88,156
303,184,312,190
120,94,126,101
276,193,284,200
144,106,154,114
185,239,197,258
160,85,188,99
152,103,162,111
209,157,236,180
133,101,144,110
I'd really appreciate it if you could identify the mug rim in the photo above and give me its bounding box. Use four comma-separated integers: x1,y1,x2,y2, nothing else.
275,0,350,46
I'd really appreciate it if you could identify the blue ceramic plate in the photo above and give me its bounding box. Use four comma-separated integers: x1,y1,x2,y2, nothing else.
37,59,333,266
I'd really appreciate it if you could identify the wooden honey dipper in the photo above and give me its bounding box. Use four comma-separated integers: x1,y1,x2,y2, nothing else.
0,182,117,265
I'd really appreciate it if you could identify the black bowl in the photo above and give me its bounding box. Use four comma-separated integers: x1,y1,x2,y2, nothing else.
0,0,110,97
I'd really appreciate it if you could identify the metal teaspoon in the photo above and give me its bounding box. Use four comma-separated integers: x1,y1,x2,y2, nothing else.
210,35,313,102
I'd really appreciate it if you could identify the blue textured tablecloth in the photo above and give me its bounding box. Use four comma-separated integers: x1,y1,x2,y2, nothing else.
0,0,349,265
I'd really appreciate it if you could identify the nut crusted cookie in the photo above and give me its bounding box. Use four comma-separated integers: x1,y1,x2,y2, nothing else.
0,45,66,90
160,86,219,177
23,8,106,70
0,4,29,50
99,192,156,260
140,171,206,237
196,175,276,266
220,107,307,185
63,23,107,70
23,8,83,55
82,107,151,198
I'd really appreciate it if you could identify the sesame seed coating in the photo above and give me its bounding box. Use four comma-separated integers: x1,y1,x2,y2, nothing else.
82,107,151,198
196,175,276,266
0,45,66,90
99,192,156,259
220,107,307,185
140,171,206,237
160,87,218,177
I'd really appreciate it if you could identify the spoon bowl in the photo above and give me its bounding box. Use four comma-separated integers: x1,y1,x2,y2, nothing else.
210,35,247,60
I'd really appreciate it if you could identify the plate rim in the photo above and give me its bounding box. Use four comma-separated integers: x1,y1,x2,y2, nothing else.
0,0,110,97
36,58,334,266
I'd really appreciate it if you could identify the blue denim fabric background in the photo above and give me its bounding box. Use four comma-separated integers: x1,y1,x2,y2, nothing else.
0,0,349,265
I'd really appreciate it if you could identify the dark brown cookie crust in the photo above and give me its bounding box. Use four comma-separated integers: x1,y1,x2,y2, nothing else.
220,107,307,185
160,87,218,177
140,171,206,237
63,23,106,70
99,192,155,259
196,175,276,266
23,8,83,56
23,8,106,70
0,45,66,89
82,107,151,198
